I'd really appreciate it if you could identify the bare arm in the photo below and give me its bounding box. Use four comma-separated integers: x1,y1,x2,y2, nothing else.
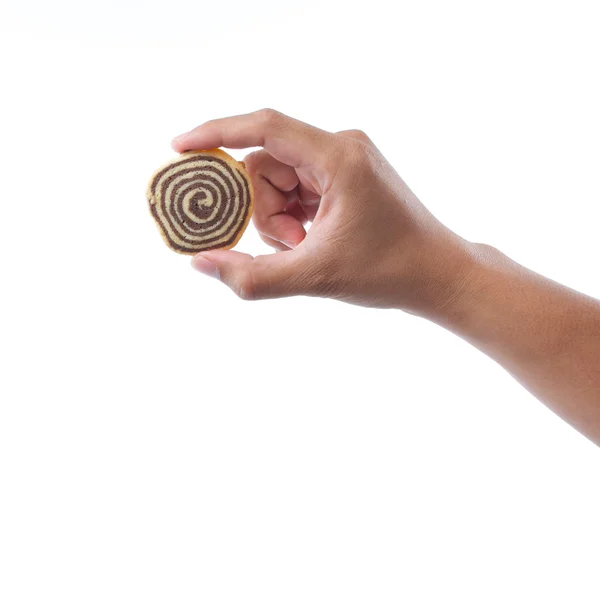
435,244,600,444
171,109,600,445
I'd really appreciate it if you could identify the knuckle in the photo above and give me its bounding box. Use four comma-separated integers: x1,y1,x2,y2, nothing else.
336,129,372,145
344,139,371,168
251,210,269,229
243,150,262,172
257,108,283,127
253,254,271,268
349,129,372,144
232,269,257,301
242,256,278,300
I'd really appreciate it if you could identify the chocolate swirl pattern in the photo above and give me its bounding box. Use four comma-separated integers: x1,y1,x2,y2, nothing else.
147,149,254,254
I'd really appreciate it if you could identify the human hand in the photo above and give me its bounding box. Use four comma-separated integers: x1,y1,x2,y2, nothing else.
172,109,476,316
171,110,600,445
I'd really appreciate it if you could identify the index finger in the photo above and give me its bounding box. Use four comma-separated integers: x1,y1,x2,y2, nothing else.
171,109,334,170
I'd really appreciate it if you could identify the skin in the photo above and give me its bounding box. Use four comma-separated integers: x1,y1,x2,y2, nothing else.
172,109,600,446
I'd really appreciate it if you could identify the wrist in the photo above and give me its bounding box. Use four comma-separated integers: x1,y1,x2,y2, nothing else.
419,241,508,332
403,236,495,325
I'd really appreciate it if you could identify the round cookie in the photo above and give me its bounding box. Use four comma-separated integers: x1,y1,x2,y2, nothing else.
147,148,254,255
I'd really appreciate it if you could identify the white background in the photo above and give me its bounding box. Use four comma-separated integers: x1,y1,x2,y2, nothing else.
1,1,599,595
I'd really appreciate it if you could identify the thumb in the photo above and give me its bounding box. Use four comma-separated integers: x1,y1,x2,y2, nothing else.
191,249,312,300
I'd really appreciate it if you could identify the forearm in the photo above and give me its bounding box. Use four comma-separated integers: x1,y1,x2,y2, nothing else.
432,243,600,445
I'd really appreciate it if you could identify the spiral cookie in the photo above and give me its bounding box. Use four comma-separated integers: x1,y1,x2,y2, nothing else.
147,149,254,254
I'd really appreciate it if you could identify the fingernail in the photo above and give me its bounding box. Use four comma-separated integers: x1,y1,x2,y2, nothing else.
274,238,298,248
191,256,220,279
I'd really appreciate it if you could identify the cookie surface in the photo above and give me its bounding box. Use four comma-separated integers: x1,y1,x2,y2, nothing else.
147,149,254,254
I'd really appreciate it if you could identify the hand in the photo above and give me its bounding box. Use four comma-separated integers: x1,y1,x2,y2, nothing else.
172,110,600,444
172,109,476,315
